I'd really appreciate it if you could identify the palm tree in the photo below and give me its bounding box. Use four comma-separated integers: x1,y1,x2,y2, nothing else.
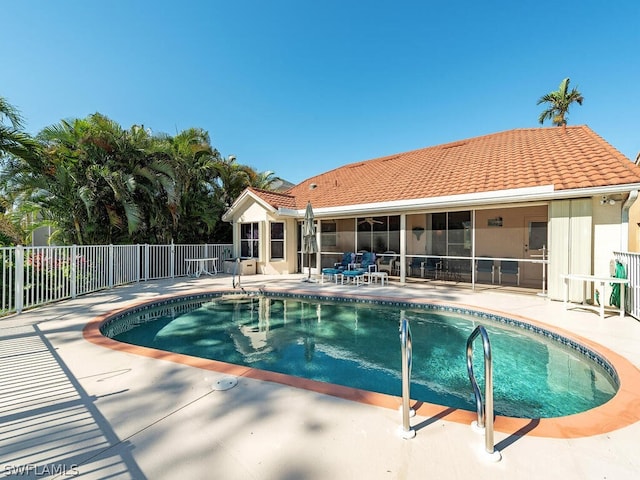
248,170,279,190
1,105,282,245
157,127,221,243
213,155,254,209
4,114,177,244
537,78,584,127
1,96,40,163
0,96,42,243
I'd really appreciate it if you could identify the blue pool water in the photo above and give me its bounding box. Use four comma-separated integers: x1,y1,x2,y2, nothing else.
102,293,618,418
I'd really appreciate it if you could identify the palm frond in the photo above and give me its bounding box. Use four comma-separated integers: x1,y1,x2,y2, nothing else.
0,95,25,129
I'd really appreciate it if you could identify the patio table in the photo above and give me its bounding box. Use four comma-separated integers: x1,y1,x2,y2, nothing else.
560,273,628,319
367,271,388,286
185,257,219,277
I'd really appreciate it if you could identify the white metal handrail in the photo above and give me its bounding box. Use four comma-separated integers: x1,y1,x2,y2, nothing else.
466,325,501,461
398,313,415,439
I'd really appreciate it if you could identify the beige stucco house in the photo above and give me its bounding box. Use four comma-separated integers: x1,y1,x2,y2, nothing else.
222,126,640,301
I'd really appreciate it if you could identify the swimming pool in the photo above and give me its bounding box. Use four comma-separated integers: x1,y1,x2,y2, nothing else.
100,292,618,419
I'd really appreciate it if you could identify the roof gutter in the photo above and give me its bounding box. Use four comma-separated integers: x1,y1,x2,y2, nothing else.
277,183,640,219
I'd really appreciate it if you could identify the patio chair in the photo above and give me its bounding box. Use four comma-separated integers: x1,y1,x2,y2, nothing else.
475,258,495,284
360,251,377,272
442,259,470,283
377,251,396,274
322,252,354,283
421,257,441,279
408,257,426,277
334,252,355,271
340,251,377,286
499,259,520,286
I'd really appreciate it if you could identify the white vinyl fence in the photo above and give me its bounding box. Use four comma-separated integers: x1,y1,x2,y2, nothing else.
1,243,232,315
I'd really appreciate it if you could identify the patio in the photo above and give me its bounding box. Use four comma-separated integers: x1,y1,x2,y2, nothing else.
1,274,639,479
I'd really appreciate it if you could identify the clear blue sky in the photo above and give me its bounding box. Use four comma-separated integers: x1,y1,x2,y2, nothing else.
3,0,639,184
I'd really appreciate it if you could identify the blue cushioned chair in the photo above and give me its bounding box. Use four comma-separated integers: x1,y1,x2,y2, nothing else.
338,251,377,286
499,259,520,285
422,257,441,279
323,252,358,284
476,258,495,284
360,251,377,272
334,252,355,271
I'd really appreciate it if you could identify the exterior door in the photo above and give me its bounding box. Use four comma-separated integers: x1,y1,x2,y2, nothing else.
523,216,548,288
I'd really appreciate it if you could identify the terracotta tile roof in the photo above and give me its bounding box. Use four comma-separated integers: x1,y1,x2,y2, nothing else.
246,187,297,210
255,126,640,211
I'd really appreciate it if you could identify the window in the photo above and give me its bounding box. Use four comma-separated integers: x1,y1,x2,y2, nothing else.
427,211,471,256
270,222,284,260
321,221,337,247
430,213,447,255
356,215,400,253
528,221,548,250
448,211,471,255
240,223,259,258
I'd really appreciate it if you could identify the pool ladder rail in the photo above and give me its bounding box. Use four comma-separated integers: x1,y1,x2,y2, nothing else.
399,317,501,462
466,325,502,462
232,257,246,293
398,314,416,439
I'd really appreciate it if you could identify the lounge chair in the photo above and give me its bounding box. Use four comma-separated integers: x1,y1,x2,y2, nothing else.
321,252,353,283
334,252,355,271
475,258,495,284
341,251,377,286
377,251,396,275
499,259,520,285
360,251,377,272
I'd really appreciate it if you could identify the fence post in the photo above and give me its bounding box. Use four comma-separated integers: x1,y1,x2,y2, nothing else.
71,245,77,298
108,244,114,288
144,244,149,281
170,241,175,278
15,245,24,314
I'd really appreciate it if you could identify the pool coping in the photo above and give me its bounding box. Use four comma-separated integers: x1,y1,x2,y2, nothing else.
83,285,640,439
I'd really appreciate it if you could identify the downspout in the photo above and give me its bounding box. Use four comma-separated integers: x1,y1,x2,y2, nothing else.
621,190,638,252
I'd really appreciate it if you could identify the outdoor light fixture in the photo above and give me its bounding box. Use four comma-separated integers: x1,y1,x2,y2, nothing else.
600,196,616,206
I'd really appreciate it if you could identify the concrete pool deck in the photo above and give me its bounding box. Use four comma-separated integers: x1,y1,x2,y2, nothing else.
1,274,640,479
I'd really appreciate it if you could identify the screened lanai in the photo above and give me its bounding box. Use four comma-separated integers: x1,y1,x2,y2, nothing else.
299,204,548,291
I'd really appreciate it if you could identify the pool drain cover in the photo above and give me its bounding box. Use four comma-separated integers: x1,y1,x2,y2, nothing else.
212,376,238,391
